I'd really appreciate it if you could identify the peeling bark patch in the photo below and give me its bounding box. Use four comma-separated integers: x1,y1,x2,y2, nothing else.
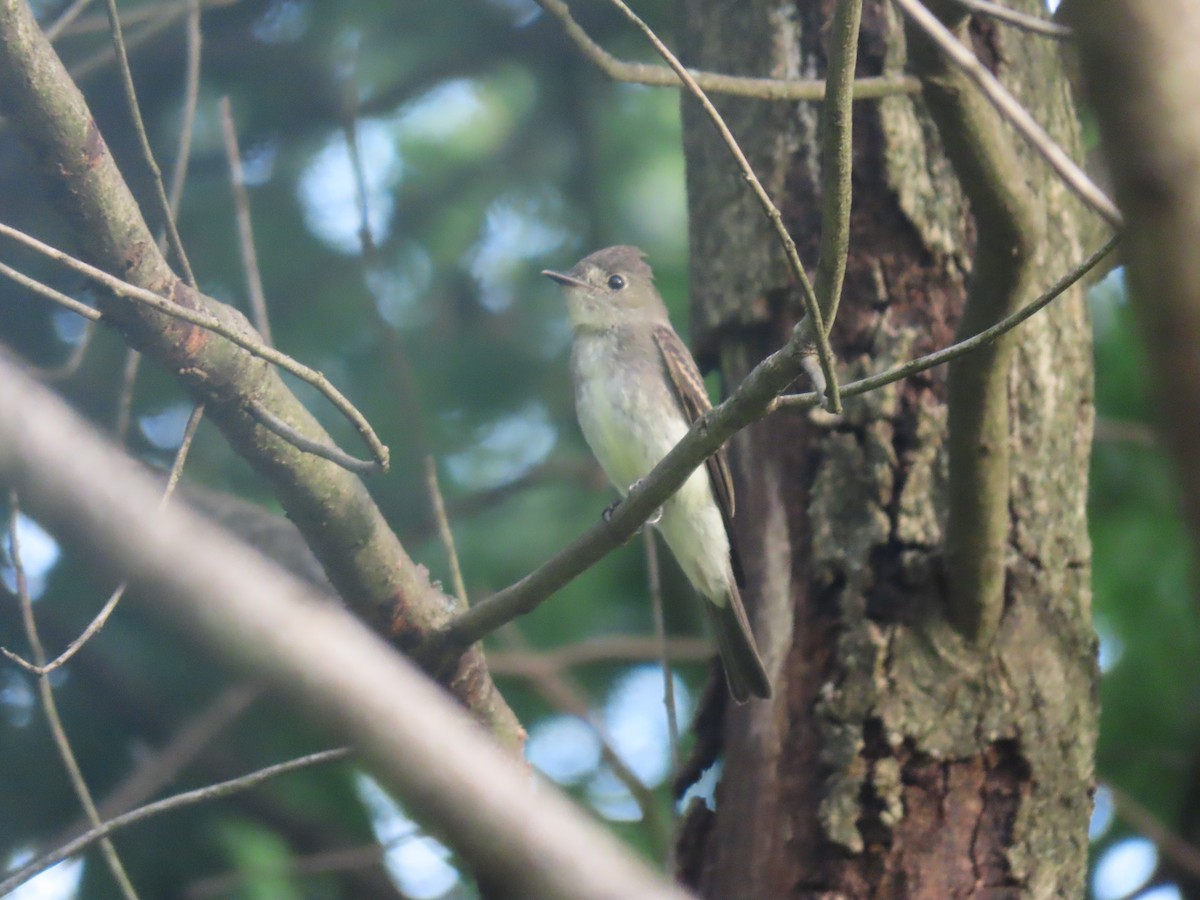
83,118,106,168
849,740,1024,899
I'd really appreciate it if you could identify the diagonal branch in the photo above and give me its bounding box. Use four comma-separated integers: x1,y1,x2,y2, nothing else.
535,0,919,101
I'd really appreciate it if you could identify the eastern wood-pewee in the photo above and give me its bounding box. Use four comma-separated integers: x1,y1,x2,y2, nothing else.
543,246,771,701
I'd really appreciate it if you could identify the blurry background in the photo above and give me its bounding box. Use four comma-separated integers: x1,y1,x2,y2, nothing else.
0,1,1191,898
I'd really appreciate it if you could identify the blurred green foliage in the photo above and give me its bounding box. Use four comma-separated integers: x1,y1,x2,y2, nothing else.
0,1,1194,898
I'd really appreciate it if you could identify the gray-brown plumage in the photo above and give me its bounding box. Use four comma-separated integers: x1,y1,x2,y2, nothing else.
543,246,770,701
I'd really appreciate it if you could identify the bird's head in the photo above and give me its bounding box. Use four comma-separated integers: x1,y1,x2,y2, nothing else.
542,245,668,331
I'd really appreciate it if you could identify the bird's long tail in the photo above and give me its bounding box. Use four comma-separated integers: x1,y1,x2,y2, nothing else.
705,580,771,702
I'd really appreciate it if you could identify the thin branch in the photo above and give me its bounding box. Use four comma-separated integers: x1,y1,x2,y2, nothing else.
952,0,1072,39
57,0,234,37
643,531,679,776
0,221,390,471
2,402,204,675
114,348,142,444
424,456,468,607
43,0,93,42
68,0,234,83
643,529,678,873
219,96,273,346
496,626,672,858
57,683,264,847
184,839,403,899
0,259,101,321
165,0,202,222
246,399,383,475
7,494,140,900
772,235,1119,410
1093,418,1156,447
892,0,1121,226
33,319,98,382
102,0,196,286
488,635,712,677
114,2,202,450
535,0,920,101
1106,782,1200,880
812,0,864,333
601,0,842,412
0,748,350,896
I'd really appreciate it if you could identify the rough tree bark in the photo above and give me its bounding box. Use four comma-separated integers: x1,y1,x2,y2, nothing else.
677,1,1098,896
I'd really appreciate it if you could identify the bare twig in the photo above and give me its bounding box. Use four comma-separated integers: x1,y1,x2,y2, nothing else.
425,456,468,607
0,221,390,471
952,0,1072,39
68,0,232,83
62,684,264,844
772,235,1119,410
219,96,273,345
812,0,864,335
535,0,920,101
114,348,142,444
102,0,196,285
601,0,841,412
43,0,94,42
643,530,678,870
643,530,679,775
2,402,204,675
7,494,140,900
892,0,1121,226
184,840,401,898
246,399,383,475
1106,782,1200,880
496,626,672,858
0,748,350,896
165,0,203,221
0,259,101,321
33,319,97,382
487,635,712,677
1093,418,1155,447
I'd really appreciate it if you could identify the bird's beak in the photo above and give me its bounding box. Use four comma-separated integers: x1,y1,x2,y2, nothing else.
541,269,591,291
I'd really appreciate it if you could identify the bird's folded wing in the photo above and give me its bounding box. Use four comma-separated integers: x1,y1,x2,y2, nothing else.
652,325,745,585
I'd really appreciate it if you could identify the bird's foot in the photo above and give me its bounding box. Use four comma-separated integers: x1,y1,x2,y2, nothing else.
627,479,662,526
602,499,620,523
601,482,663,528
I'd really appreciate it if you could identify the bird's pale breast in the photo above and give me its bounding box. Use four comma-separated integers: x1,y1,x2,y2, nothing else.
571,330,732,599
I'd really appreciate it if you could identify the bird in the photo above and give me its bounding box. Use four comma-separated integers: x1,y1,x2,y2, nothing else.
542,245,771,702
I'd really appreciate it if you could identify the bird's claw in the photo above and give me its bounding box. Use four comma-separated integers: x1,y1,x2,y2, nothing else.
627,479,663,527
602,499,620,523
601,482,663,530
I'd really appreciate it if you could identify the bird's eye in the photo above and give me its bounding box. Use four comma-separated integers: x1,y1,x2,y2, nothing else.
607,274,626,291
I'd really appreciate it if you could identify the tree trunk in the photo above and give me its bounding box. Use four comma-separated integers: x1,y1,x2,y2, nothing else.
676,1,1098,896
